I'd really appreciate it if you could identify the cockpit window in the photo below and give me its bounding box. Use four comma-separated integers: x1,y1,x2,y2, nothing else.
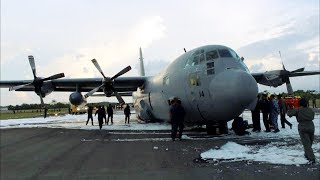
192,56,199,65
218,49,240,59
206,50,219,61
228,49,240,59
186,49,205,66
218,49,232,57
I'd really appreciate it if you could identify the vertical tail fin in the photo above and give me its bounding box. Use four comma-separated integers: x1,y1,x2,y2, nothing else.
139,47,145,76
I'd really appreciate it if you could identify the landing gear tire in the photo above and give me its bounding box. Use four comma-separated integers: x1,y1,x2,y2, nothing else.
206,122,228,135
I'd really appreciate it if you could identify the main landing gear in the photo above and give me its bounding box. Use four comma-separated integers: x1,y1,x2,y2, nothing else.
206,122,228,135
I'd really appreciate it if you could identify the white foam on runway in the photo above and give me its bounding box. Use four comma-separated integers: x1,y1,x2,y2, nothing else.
201,141,320,165
0,111,171,130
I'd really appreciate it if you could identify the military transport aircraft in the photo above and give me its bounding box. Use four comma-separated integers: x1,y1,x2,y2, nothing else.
1,45,319,134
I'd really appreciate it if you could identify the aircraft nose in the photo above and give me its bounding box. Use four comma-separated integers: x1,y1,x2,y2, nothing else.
209,69,258,119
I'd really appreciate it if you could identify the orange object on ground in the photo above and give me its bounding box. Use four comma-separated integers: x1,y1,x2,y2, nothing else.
284,96,301,108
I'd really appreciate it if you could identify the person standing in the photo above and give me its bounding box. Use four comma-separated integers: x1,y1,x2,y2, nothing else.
251,95,261,132
269,95,280,133
86,106,94,126
124,104,131,124
102,106,107,124
44,107,48,118
170,98,186,141
95,106,104,130
287,98,315,164
278,95,292,129
260,94,271,132
312,98,316,108
106,104,113,125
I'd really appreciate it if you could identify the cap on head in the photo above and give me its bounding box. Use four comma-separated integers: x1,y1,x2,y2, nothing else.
299,98,308,107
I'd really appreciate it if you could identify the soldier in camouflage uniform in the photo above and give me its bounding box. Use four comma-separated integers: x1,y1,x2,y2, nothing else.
287,98,315,164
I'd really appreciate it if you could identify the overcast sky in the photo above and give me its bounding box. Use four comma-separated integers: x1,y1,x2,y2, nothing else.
1,0,319,106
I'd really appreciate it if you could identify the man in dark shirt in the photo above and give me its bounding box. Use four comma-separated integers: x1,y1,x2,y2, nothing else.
95,106,105,130
251,95,261,132
106,104,113,125
260,94,271,132
232,117,250,136
278,94,292,129
86,106,94,126
124,105,131,124
170,98,186,141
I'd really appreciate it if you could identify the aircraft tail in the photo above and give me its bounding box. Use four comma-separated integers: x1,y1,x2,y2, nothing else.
139,47,145,76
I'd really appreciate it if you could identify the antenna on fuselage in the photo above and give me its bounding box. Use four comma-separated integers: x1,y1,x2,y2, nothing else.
183,48,187,53
139,47,145,76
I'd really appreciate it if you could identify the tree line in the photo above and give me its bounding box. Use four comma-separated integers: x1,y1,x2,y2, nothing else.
273,90,320,100
7,102,70,110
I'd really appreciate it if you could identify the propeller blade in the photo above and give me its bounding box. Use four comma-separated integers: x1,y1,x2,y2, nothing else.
285,78,293,94
110,66,132,80
40,95,44,107
42,73,65,81
28,55,37,78
91,59,107,78
291,68,305,73
84,84,104,98
282,62,287,71
113,90,125,105
9,82,33,91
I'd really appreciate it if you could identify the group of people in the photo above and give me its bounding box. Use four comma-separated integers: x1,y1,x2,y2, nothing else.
83,95,315,164
251,94,292,133
250,94,316,164
86,104,131,130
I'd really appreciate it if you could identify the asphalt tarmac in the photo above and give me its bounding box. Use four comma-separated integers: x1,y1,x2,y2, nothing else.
1,128,319,180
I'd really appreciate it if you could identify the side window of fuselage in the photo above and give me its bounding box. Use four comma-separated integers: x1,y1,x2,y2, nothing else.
163,76,170,85
205,50,218,75
189,73,201,86
206,62,215,75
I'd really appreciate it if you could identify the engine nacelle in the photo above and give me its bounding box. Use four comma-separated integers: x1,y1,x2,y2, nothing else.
35,81,55,97
103,88,113,97
69,92,85,106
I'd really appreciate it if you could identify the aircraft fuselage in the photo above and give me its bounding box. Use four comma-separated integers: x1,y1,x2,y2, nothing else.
133,45,258,125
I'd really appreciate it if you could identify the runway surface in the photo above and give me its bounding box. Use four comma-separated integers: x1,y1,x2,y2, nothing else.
1,111,319,179
1,128,319,179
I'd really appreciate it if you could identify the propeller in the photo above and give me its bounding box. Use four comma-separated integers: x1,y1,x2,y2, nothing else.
279,51,304,94
9,55,65,107
84,59,131,105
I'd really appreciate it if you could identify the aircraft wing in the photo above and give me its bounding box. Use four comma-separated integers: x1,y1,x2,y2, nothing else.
0,77,147,92
251,70,320,87
284,71,320,77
